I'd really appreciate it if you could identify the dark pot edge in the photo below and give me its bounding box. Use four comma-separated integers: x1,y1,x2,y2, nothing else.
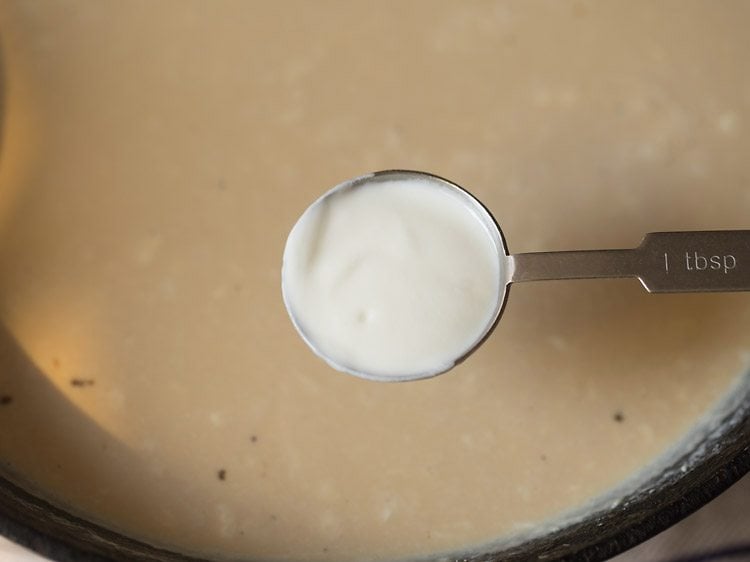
2,377,749,562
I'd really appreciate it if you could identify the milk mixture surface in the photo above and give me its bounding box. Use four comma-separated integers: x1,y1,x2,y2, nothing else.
0,2,749,561
283,175,503,380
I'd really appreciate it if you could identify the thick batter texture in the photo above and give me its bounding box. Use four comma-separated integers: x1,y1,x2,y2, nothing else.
0,2,748,561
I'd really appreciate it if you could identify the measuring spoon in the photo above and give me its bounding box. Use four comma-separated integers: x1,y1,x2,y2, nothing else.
282,170,750,382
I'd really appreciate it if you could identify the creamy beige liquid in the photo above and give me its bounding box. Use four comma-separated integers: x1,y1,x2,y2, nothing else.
0,2,749,561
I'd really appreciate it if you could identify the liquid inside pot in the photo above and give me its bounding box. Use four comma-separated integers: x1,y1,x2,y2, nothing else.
0,2,749,560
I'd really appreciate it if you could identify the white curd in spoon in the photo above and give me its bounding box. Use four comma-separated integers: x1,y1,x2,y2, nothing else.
282,174,504,380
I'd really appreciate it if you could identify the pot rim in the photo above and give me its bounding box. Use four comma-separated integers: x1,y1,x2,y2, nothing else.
1,374,748,562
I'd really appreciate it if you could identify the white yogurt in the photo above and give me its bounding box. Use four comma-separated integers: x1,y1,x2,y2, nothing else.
282,172,505,380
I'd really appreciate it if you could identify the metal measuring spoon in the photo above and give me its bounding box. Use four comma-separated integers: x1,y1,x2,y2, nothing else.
282,170,750,382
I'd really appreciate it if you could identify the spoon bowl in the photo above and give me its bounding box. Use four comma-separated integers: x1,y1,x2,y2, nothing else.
282,170,511,382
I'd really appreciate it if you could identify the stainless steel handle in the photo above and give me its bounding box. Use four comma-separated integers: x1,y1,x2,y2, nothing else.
510,231,750,293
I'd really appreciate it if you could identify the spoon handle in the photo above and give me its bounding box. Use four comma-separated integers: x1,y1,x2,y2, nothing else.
509,231,750,293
